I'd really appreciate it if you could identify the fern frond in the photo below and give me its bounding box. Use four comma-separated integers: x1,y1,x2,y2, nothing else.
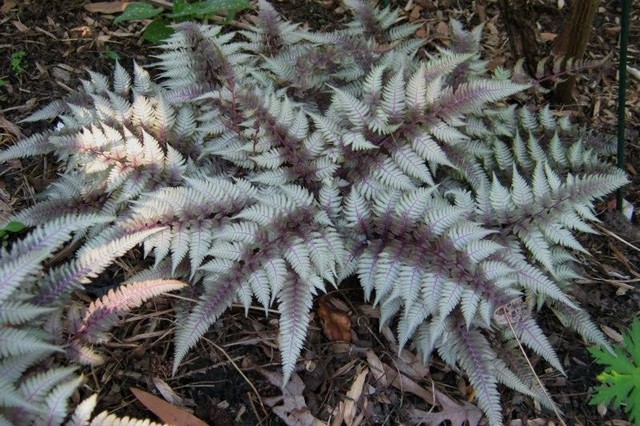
0,328,62,358
36,376,83,426
76,280,186,343
443,325,502,425
89,410,169,426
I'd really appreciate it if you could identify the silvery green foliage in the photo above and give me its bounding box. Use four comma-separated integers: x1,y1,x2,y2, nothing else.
0,1,626,423
0,214,183,424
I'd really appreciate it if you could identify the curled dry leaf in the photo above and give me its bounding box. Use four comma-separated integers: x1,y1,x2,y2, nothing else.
317,297,351,342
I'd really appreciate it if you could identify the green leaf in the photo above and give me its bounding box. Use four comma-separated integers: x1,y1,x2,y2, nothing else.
168,0,251,19
114,3,163,24
589,319,640,424
172,0,190,16
4,221,26,233
142,18,175,43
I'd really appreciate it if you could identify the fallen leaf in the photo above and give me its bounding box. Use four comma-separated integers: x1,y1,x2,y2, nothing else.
475,3,486,21
257,369,325,426
436,21,449,36
343,367,368,426
628,66,640,81
365,350,389,387
0,114,23,141
1,0,17,13
12,20,29,33
130,387,207,426
540,32,558,42
382,363,435,405
415,27,428,38
409,5,422,22
601,324,624,344
83,1,129,14
152,376,184,407
317,297,351,342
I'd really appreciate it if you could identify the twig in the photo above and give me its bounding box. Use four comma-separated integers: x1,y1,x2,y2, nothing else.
594,222,640,253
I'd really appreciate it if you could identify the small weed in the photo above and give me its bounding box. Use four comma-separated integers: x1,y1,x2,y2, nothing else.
10,51,27,76
102,47,121,62
0,221,26,247
114,0,251,43
590,320,640,424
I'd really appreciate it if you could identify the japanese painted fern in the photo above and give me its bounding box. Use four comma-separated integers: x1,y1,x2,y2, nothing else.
0,214,182,425
0,1,626,424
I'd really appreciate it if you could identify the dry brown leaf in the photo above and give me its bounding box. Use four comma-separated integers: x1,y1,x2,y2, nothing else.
258,370,324,426
83,1,129,14
343,367,368,426
12,20,29,33
317,297,351,342
1,0,17,13
601,324,624,344
129,387,207,426
415,27,428,38
409,5,422,22
475,3,487,21
152,377,184,407
0,114,23,141
395,347,430,380
365,349,389,387
436,21,449,36
331,401,345,426
382,363,435,405
540,32,558,42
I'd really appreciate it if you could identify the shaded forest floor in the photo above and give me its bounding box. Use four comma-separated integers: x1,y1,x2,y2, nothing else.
1,0,639,424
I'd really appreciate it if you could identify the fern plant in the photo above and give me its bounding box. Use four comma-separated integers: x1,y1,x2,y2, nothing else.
0,1,626,423
0,215,184,424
